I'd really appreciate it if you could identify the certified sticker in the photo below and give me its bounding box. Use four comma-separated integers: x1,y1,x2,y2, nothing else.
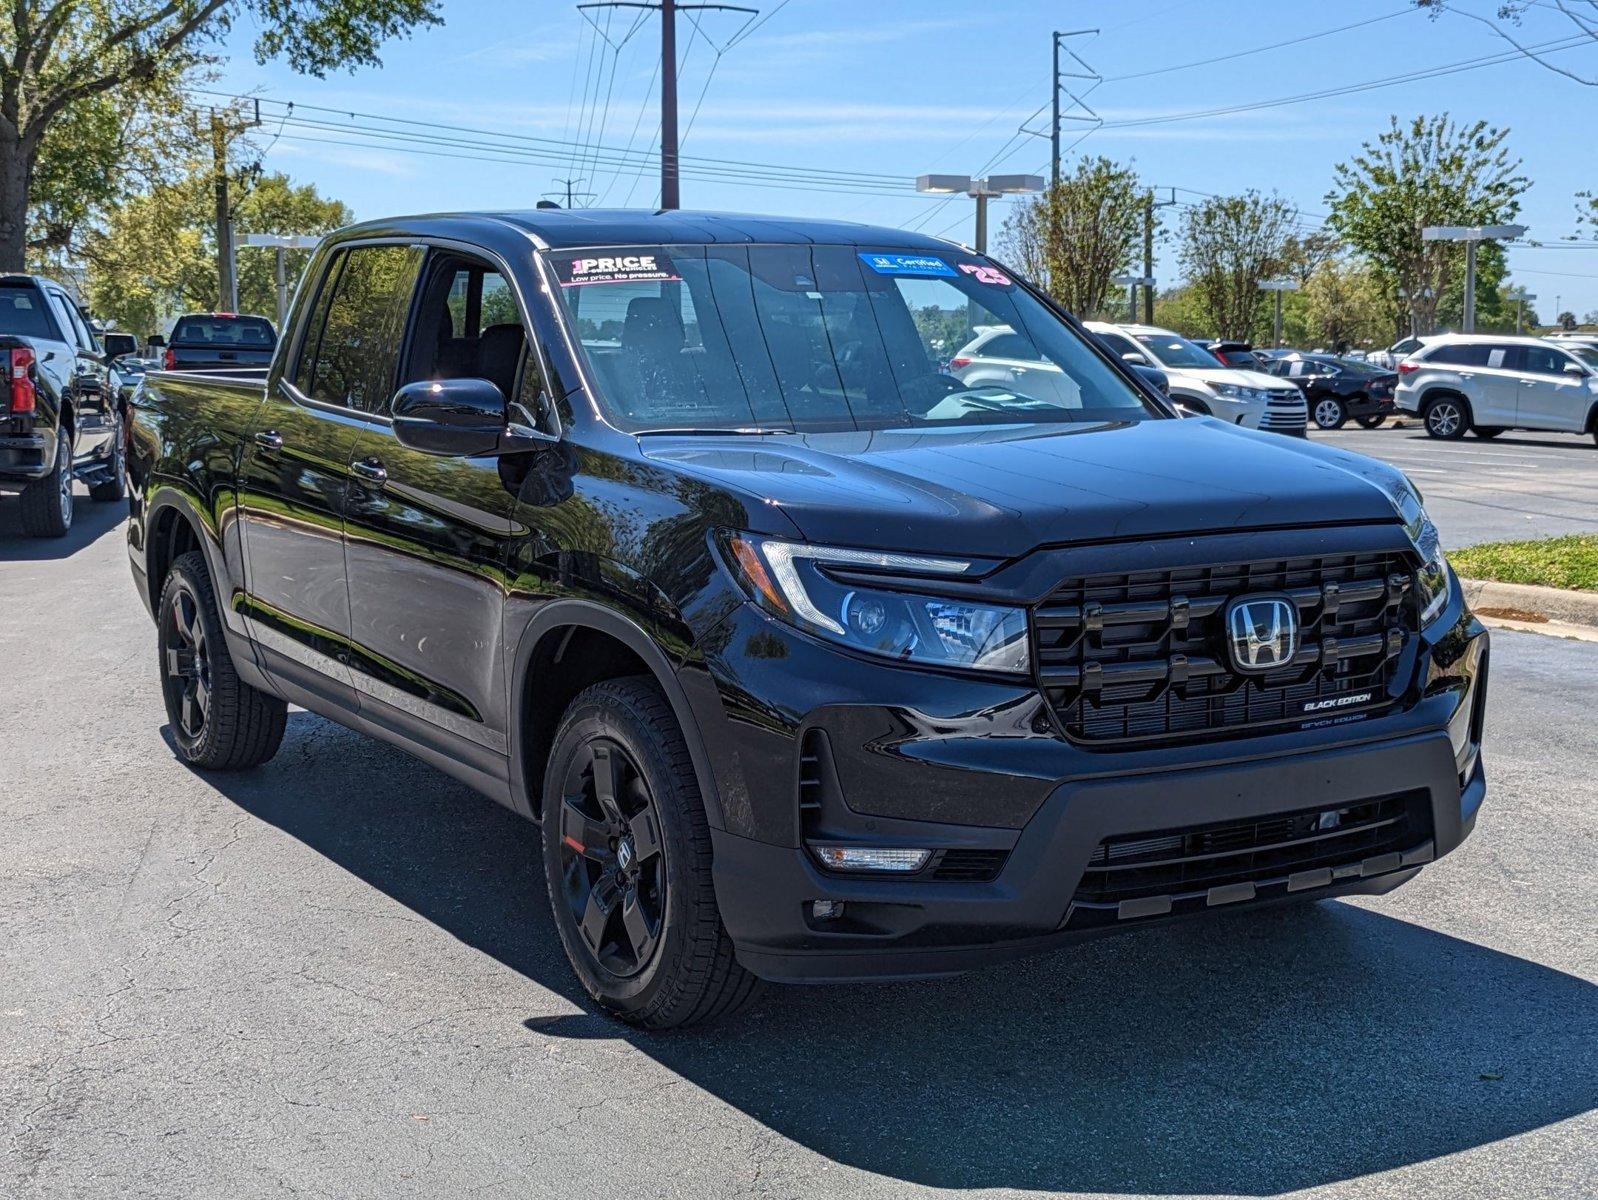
857,252,958,278
558,253,681,287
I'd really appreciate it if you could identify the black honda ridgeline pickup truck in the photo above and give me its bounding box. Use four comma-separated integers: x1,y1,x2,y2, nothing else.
126,212,1489,1028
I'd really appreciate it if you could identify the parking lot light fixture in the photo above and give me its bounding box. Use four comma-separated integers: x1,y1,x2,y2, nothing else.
1257,279,1300,348
917,172,1043,254
1421,224,1529,333
1113,274,1155,323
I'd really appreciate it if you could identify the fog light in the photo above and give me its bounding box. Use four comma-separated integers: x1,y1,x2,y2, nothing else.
811,846,931,873
811,899,845,920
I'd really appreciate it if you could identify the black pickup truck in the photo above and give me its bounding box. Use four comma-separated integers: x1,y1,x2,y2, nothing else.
127,211,1489,1028
160,312,277,374
1,274,127,536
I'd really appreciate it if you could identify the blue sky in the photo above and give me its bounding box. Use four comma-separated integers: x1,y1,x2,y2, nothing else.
212,0,1598,319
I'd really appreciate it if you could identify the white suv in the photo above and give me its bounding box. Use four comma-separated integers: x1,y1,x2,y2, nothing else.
1084,322,1307,435
1394,333,1598,443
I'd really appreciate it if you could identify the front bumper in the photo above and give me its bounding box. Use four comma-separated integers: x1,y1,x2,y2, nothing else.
688,581,1488,984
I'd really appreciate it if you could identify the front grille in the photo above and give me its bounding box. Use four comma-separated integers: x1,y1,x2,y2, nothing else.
1072,791,1427,911
1034,551,1416,745
1262,387,1307,429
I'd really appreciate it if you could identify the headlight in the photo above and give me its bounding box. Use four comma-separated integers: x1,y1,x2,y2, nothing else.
723,534,1030,674
1385,478,1451,625
1214,383,1242,398
1413,514,1452,625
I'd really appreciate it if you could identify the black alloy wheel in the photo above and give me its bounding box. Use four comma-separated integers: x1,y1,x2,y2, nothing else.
556,737,668,978
161,577,213,749
155,551,286,769
90,410,128,501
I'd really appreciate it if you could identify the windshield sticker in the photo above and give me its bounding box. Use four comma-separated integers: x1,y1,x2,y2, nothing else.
958,262,1013,286
858,252,958,278
558,254,681,287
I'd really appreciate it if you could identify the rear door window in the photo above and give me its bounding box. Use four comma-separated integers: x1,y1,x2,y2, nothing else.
295,244,424,414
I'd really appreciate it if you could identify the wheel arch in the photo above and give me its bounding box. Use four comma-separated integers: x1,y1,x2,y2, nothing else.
509,599,725,832
143,490,225,618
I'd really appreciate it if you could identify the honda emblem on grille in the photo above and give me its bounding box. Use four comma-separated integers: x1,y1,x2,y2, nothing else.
1224,595,1300,673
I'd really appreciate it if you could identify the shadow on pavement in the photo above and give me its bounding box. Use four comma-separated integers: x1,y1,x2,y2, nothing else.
0,489,127,560
198,709,1598,1197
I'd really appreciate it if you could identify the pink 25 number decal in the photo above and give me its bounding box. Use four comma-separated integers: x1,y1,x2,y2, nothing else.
957,262,1012,286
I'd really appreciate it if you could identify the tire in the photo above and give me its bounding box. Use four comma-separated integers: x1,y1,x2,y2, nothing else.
19,426,73,537
1354,414,1386,429
1311,396,1348,431
542,677,762,1029
157,550,286,770
1422,395,1470,439
89,410,127,502
1472,427,1504,439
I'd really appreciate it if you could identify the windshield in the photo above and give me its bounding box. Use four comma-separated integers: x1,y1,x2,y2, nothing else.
547,244,1159,433
1568,345,1598,370
1133,331,1232,370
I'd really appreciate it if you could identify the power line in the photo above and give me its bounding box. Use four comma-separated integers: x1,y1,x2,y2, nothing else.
1102,7,1416,82
1096,34,1593,130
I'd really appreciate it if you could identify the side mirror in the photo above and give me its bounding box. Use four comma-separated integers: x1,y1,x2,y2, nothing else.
1563,362,1585,377
391,377,554,456
102,333,138,361
1121,351,1149,366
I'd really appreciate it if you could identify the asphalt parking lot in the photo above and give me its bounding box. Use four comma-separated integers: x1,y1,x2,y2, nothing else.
1312,423,1596,548
2,436,1595,1200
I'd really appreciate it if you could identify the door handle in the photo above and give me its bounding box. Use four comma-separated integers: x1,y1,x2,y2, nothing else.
1521,380,1538,386
350,457,388,486
1458,373,1474,379
253,429,283,452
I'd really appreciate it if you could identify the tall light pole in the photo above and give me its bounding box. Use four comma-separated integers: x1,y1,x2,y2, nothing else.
1506,288,1537,334
1257,279,1300,348
916,173,1043,254
1421,224,1528,333
242,234,321,328
1113,274,1155,323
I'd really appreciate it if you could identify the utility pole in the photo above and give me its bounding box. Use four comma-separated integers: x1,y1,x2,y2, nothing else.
1049,29,1100,185
207,103,261,313
1143,188,1176,324
579,1,756,210
210,113,236,313
544,177,596,208
1114,274,1155,324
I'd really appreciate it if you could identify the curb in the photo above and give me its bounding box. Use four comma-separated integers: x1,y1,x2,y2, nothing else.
1460,577,1598,629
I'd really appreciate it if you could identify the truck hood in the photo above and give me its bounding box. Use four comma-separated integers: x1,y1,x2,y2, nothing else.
639,417,1410,559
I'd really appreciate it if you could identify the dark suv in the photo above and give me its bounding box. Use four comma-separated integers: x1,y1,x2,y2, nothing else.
126,211,1489,1028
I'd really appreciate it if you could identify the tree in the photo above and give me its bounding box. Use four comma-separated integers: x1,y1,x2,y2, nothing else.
1414,2,1595,86
999,156,1145,318
1281,230,1341,287
0,0,439,270
1327,115,1526,335
1302,258,1397,349
82,170,351,334
1559,311,1579,330
1176,191,1298,340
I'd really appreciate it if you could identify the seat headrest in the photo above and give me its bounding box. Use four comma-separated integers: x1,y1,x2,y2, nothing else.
623,297,684,351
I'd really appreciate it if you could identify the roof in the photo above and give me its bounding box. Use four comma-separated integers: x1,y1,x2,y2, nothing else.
1421,332,1553,345
334,208,963,253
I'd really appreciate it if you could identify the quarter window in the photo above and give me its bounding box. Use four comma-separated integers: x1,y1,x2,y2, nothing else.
295,244,424,414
